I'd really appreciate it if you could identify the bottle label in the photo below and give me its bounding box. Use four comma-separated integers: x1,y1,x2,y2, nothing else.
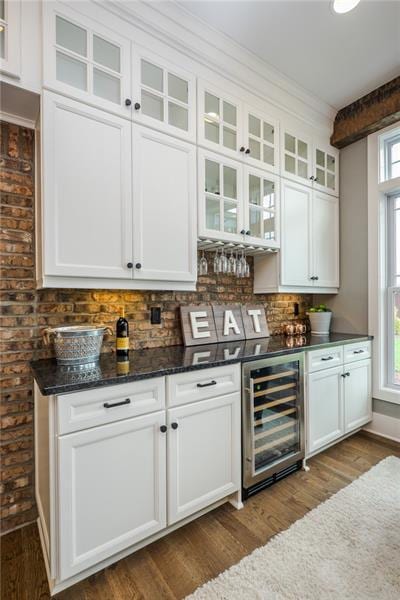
116,337,129,350
117,360,130,375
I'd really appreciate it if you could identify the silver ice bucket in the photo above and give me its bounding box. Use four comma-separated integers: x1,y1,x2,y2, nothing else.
43,325,113,364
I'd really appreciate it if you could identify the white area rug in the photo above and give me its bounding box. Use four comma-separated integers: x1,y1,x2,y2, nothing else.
187,456,400,600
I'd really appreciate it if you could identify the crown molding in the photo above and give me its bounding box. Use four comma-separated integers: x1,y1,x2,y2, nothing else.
101,0,336,130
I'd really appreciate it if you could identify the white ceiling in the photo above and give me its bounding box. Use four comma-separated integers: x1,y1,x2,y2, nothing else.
175,0,400,110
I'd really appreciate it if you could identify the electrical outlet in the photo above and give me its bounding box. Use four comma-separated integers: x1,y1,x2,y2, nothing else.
294,302,299,316
150,307,161,325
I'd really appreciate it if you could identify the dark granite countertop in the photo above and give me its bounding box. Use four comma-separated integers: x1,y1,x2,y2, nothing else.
31,332,372,396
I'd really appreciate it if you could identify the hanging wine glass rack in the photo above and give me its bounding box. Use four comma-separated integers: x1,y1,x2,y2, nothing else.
197,238,278,255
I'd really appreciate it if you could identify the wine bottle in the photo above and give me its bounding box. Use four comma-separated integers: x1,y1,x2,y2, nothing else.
116,308,129,356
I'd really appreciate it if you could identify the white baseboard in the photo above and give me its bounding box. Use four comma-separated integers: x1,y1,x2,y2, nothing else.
363,412,400,443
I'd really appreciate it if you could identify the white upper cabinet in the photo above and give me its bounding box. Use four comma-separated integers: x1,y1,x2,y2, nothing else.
198,148,244,243
41,91,133,280
132,46,196,142
0,0,21,78
132,125,197,282
243,105,279,174
280,179,312,287
42,2,131,117
198,80,243,160
243,167,279,248
312,141,339,196
281,125,313,186
311,190,339,288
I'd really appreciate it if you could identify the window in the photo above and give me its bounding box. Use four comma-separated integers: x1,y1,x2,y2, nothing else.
387,195,400,388
369,123,400,405
380,130,400,182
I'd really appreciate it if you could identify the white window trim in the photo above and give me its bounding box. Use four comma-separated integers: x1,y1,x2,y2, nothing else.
368,121,400,405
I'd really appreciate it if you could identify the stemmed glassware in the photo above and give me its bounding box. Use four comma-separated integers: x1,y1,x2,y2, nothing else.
198,250,208,275
228,249,236,275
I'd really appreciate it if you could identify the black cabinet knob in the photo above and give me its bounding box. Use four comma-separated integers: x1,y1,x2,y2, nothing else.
171,422,178,430
245,148,250,154
315,276,319,280
240,229,246,235
125,99,132,106
246,230,251,236
239,146,245,152
127,262,133,269
134,102,141,110
309,176,314,181
314,177,318,182
135,263,142,269
160,425,167,433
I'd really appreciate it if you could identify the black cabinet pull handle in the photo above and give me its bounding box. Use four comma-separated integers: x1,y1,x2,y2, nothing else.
104,398,131,409
160,425,167,433
127,262,133,269
345,372,350,377
310,276,316,280
134,102,141,110
245,148,250,154
239,146,245,152
171,422,178,430
321,356,334,361
341,373,346,378
125,99,132,106
197,380,217,388
135,263,142,269
353,349,364,354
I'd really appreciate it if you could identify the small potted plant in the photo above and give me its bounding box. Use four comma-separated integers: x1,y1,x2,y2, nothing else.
307,303,332,335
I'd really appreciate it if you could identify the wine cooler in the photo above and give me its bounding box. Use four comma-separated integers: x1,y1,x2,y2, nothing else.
242,353,305,497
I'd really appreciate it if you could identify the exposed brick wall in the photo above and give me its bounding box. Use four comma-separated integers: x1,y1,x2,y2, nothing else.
0,120,311,534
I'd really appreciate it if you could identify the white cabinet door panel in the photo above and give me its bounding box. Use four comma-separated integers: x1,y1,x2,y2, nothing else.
58,411,166,580
344,359,372,433
307,366,344,454
132,125,196,282
280,179,312,286
167,392,240,525
312,191,339,288
42,91,132,279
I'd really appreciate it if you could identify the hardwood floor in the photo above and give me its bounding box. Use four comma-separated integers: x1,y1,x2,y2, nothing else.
2,431,400,600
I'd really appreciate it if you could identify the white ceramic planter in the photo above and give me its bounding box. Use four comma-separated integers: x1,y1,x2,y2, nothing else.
307,311,332,335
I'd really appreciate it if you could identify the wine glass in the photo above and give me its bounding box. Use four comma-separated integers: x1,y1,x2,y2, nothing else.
220,247,228,273
213,249,221,273
198,250,208,275
228,249,236,275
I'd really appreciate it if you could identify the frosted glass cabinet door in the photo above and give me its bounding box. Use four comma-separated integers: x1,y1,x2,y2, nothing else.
132,126,197,282
313,143,339,197
280,126,313,186
132,46,196,142
42,91,133,279
198,80,243,160
243,106,279,174
42,2,131,117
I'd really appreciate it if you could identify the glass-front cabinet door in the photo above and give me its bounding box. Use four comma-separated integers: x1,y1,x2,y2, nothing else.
280,126,313,186
132,46,196,142
43,2,131,117
243,107,279,174
244,167,279,248
313,144,339,196
198,149,244,242
198,80,243,159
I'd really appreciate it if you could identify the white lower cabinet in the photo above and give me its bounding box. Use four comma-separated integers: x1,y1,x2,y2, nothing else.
344,359,372,433
58,411,167,580
36,366,241,594
306,344,372,456
307,366,344,454
167,392,241,524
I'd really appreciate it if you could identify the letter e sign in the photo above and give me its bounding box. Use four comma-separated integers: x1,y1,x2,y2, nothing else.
180,305,218,346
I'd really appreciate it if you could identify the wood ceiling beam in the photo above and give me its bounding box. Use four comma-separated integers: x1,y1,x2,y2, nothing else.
331,76,400,149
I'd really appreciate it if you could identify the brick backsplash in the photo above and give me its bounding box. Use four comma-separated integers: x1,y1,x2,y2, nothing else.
0,120,311,534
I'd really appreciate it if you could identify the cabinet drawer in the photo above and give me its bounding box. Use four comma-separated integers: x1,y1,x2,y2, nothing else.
343,341,371,364
57,377,165,434
167,364,241,408
307,346,343,373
